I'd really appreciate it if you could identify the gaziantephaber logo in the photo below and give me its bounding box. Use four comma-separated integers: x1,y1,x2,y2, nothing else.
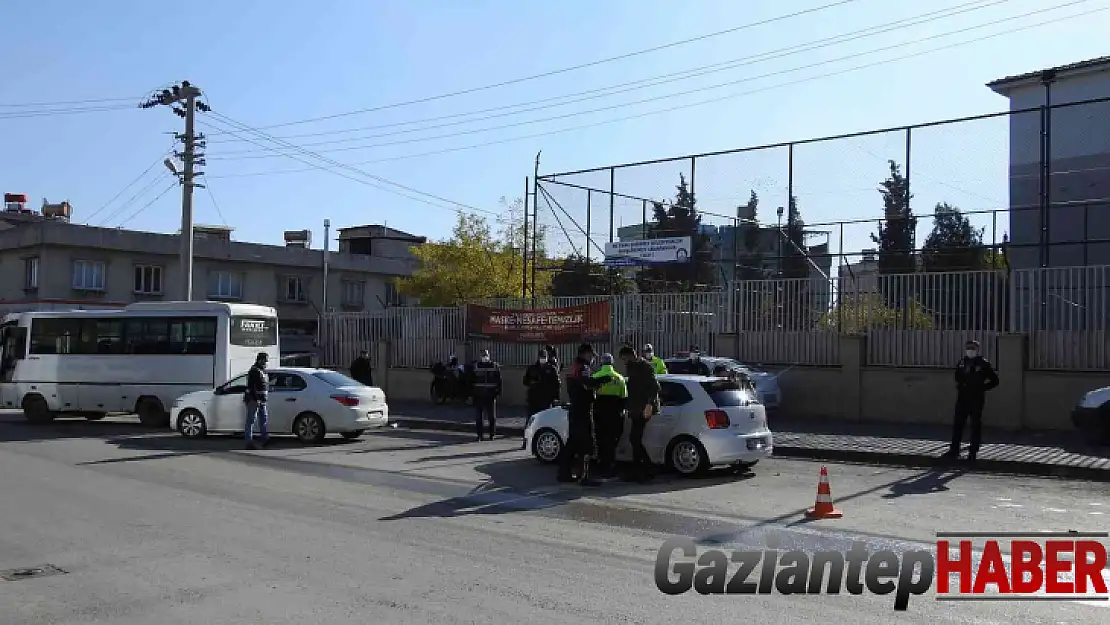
655,531,1109,611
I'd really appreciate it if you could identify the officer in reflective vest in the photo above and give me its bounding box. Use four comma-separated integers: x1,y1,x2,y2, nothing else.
592,353,628,478
643,344,668,375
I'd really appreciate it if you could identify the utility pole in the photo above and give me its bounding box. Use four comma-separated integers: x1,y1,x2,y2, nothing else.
322,219,331,312
141,81,211,301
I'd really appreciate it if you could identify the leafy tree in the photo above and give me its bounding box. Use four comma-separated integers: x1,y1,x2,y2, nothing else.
549,253,635,296
870,160,917,310
733,190,764,282
395,207,552,306
636,173,715,292
818,293,934,333
921,202,986,272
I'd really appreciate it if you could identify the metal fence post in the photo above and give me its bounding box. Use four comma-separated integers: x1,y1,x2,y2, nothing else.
689,156,697,291
609,167,616,295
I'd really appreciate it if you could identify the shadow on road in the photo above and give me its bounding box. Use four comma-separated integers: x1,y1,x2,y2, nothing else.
379,456,756,521
881,468,967,499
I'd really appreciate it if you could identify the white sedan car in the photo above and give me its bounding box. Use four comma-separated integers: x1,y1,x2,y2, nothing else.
523,374,773,477
171,368,389,443
665,356,782,410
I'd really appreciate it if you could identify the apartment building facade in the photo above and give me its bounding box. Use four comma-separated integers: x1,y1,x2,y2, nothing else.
0,206,423,361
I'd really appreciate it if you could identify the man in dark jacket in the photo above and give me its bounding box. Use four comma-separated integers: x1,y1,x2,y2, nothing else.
558,343,612,486
471,349,503,441
943,339,1000,462
619,346,661,482
523,349,561,415
243,352,270,449
349,349,373,386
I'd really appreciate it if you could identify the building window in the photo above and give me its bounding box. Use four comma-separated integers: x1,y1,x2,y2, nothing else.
341,280,364,306
385,281,404,307
134,265,163,295
282,276,306,302
72,260,106,291
207,271,243,299
23,257,38,290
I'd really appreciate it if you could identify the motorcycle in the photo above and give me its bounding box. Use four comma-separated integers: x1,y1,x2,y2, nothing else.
429,362,473,405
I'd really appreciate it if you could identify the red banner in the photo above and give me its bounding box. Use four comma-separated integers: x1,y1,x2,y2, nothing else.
465,301,611,344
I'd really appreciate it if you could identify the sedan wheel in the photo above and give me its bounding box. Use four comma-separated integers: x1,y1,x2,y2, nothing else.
532,429,563,463
670,438,709,477
294,413,326,444
178,410,207,438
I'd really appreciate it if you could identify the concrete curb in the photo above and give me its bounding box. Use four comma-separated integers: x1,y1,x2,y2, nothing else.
389,416,1110,482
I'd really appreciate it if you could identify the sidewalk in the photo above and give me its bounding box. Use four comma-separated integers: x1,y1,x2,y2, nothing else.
386,401,1110,482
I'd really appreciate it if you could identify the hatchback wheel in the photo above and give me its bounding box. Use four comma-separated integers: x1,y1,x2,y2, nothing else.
177,409,207,438
294,413,326,444
532,428,563,463
669,437,709,477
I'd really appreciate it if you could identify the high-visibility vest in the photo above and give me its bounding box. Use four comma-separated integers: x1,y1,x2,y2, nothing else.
592,364,628,398
649,356,668,375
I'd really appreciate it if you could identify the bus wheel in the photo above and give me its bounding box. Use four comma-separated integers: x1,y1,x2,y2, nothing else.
136,397,169,428
22,395,54,424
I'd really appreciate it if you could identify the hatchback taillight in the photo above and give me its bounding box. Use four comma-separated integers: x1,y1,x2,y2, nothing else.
705,409,730,429
332,395,360,407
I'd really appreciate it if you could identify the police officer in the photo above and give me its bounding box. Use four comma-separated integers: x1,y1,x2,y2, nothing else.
687,348,711,376
471,349,503,441
619,346,661,482
943,339,1000,462
523,349,561,415
591,353,627,478
349,349,373,386
642,344,668,375
558,343,612,486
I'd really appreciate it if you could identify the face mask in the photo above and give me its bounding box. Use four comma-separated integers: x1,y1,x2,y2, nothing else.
538,358,547,364
480,356,490,363
965,350,977,359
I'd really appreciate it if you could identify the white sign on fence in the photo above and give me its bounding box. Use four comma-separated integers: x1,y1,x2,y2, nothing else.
603,236,692,267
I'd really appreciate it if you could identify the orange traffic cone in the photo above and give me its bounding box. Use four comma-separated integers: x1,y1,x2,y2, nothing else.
805,466,843,519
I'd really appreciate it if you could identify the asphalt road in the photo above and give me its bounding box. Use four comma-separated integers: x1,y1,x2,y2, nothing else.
1,415,1108,624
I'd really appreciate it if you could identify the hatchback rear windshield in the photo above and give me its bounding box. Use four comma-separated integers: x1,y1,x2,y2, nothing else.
313,370,361,387
701,380,756,407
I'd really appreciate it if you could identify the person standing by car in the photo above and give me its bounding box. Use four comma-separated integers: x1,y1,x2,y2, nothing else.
558,343,612,486
943,339,1000,463
642,343,668,375
545,344,561,372
243,352,270,450
688,348,711,376
591,353,627,478
349,349,373,386
471,349,503,441
523,349,561,416
619,346,660,482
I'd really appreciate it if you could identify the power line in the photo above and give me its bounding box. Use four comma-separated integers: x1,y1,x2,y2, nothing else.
0,104,135,120
116,182,179,226
202,112,503,217
98,173,172,226
206,0,1009,147
203,183,229,226
209,0,1092,162
214,0,861,133
84,146,175,224
207,4,1105,181
0,95,142,108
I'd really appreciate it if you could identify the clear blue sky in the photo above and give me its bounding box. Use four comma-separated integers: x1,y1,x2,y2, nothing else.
1,0,1107,264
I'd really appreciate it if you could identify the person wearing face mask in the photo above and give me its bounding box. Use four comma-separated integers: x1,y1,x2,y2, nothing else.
943,339,1000,462
471,349,503,441
642,344,668,375
558,343,613,486
591,353,627,478
619,346,661,482
523,349,561,415
688,347,711,376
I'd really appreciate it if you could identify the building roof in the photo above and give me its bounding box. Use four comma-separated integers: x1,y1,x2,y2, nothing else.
987,56,1110,94
336,224,423,240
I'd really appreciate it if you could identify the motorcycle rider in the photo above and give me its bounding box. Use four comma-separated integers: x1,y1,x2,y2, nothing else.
558,343,613,486
524,349,562,415
471,349,503,440
591,353,627,478
642,343,668,375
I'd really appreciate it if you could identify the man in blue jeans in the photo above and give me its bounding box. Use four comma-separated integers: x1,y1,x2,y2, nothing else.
244,352,270,449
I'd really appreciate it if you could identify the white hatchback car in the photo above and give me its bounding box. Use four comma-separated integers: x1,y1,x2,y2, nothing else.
171,368,389,443
523,374,773,476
